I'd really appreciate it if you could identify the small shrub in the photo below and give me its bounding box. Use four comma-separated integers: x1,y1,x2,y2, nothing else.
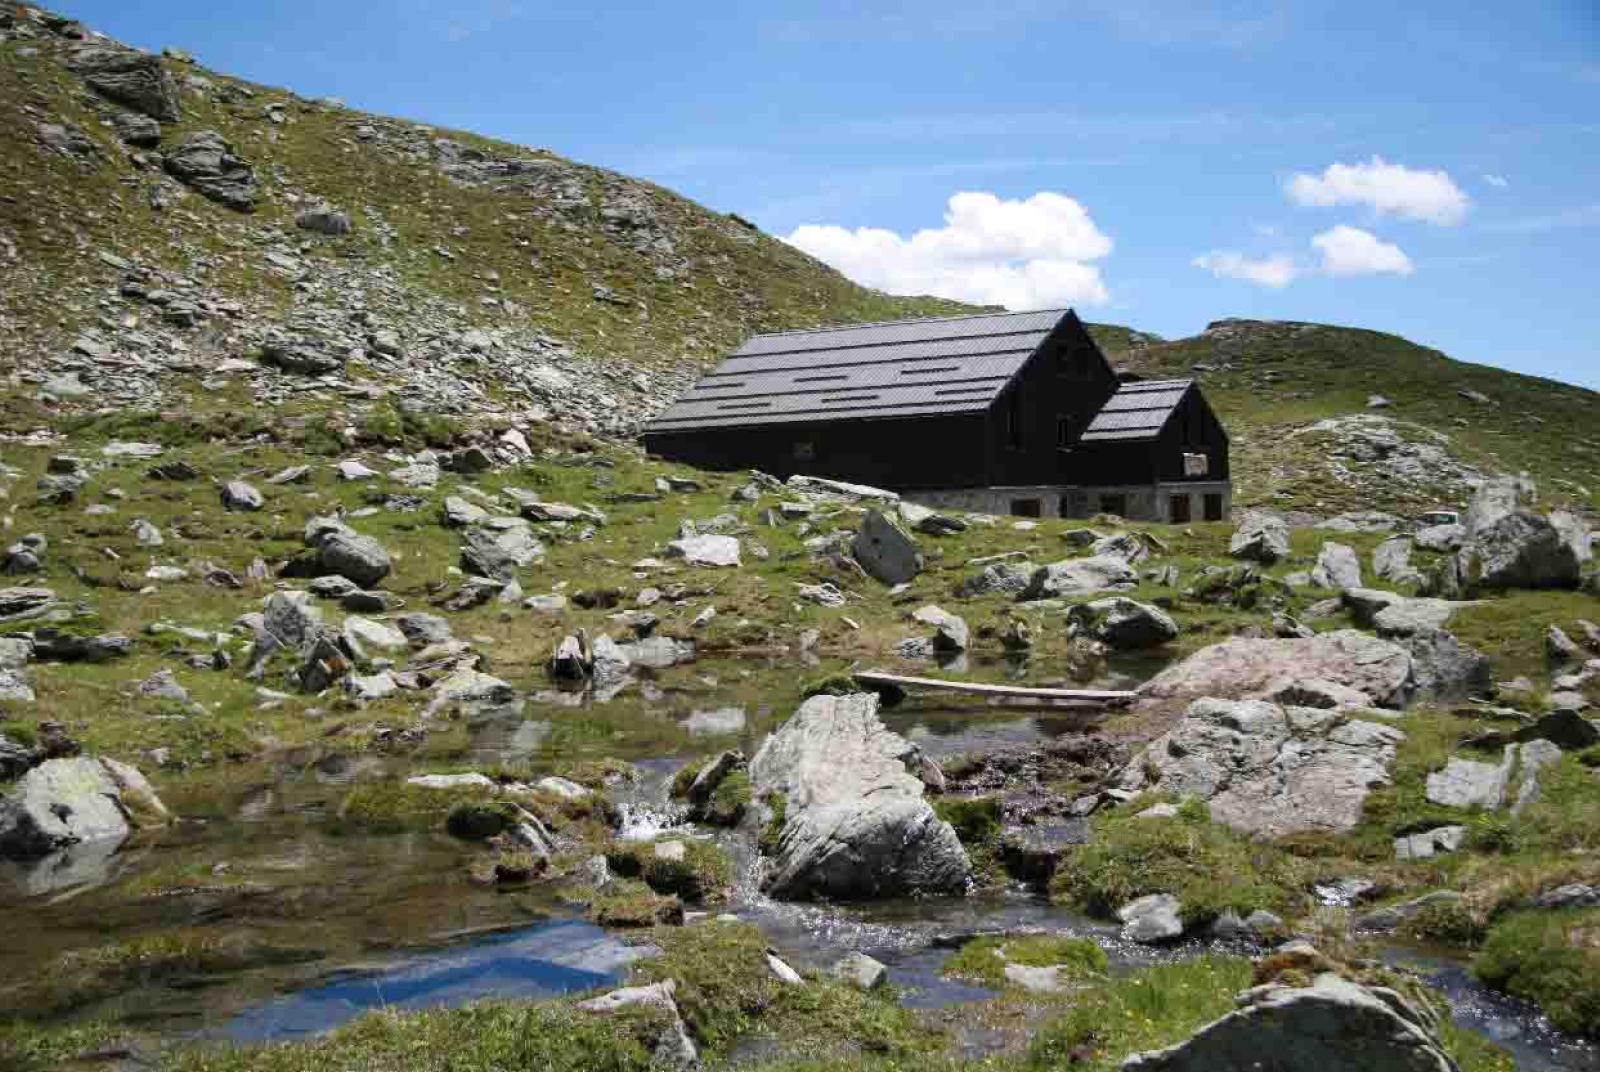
706,770,751,826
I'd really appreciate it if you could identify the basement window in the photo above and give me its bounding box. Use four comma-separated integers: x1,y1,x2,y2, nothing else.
1010,498,1042,518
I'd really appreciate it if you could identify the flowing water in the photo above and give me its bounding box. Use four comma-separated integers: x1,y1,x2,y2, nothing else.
2,655,1596,1069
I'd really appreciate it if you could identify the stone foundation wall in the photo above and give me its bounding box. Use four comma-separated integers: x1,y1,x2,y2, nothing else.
907,482,1233,522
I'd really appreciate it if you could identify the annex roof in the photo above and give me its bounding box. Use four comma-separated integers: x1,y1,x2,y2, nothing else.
644,308,1071,432
1079,379,1194,442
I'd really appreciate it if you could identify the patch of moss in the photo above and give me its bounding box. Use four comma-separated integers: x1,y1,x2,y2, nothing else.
1051,803,1310,925
1473,909,1600,1037
759,791,789,855
942,934,1107,988
606,839,732,903
334,780,494,834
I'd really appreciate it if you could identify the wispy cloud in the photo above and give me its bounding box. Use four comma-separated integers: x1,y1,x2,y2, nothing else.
835,109,1334,146
1481,203,1600,235
758,0,1288,49
1482,174,1509,188
1193,251,1298,288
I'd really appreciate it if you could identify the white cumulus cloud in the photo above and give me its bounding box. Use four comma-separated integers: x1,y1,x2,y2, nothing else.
1191,251,1298,288
784,191,1113,309
1287,157,1469,225
1483,174,1508,188
1311,225,1414,277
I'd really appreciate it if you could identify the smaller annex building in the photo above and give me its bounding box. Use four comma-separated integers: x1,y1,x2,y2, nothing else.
642,308,1230,522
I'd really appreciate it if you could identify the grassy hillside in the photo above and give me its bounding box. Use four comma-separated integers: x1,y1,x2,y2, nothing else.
1112,320,1600,517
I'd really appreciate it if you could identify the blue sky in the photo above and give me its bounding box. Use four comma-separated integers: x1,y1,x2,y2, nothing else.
61,0,1600,388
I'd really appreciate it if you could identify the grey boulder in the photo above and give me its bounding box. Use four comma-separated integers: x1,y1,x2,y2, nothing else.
852,509,921,585
1459,476,1589,590
749,692,969,900
1118,893,1184,943
1068,597,1178,649
1310,541,1363,590
1229,511,1290,564
1122,961,1455,1072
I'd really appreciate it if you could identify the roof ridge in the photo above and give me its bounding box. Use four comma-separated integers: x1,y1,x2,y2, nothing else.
748,307,1070,340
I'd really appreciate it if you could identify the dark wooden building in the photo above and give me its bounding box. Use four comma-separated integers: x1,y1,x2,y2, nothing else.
642,308,1231,522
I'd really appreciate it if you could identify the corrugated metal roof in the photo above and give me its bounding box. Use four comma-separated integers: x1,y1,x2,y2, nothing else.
645,309,1071,432
1079,379,1193,442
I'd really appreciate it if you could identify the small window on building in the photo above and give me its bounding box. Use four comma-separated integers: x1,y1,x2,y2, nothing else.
1169,495,1192,524
1204,493,1225,521
1056,414,1073,448
1100,493,1127,517
1010,498,1042,518
1182,452,1210,478
792,441,815,461
1006,391,1023,451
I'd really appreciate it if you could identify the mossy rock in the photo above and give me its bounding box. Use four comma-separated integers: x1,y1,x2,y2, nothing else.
590,880,684,928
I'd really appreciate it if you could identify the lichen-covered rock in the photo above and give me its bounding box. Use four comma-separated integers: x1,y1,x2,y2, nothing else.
1138,630,1414,709
749,692,969,899
1311,541,1363,590
1119,698,1404,837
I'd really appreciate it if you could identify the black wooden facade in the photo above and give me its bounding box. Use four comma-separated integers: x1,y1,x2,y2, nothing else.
642,309,1230,518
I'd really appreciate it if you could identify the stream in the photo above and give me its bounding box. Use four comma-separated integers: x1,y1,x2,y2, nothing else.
2,669,1596,1070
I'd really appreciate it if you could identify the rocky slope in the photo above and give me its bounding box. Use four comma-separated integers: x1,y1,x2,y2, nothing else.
0,4,968,437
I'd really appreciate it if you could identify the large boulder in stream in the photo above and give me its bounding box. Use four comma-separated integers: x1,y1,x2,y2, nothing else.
1139,629,1414,710
0,756,168,859
1122,953,1455,1072
749,692,970,900
1118,698,1405,837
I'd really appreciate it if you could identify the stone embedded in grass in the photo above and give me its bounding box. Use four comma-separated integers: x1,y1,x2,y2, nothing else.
911,604,968,652
1394,825,1467,860
667,533,740,568
220,480,263,511
1019,556,1137,600
1228,511,1290,564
